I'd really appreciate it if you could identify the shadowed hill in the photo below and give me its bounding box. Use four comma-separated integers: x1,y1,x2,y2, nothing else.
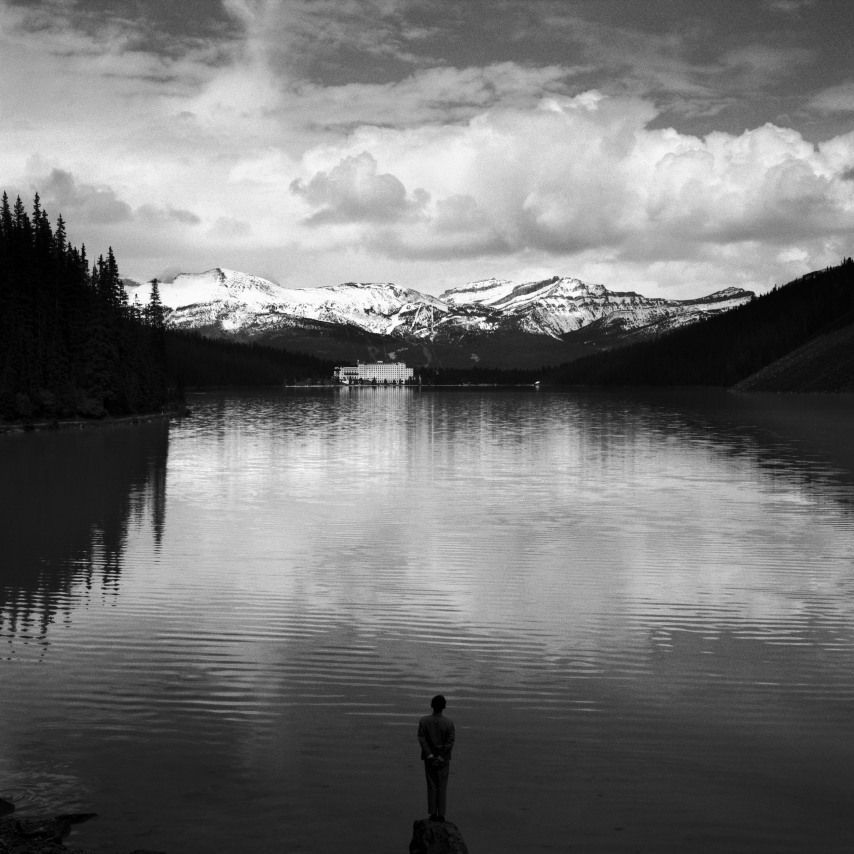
548,260,854,390
733,319,854,393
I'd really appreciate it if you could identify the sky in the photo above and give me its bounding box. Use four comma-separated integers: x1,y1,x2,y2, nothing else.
2,0,854,298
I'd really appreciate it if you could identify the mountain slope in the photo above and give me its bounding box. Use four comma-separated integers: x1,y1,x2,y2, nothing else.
732,319,854,393
549,260,854,389
126,268,754,369
439,276,750,338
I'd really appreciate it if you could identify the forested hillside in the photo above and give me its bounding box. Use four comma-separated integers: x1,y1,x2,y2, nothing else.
549,260,854,388
0,193,167,421
733,320,854,393
165,330,334,388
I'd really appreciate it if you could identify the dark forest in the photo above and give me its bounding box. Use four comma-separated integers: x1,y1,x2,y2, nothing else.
548,260,854,388
0,192,167,421
164,329,334,389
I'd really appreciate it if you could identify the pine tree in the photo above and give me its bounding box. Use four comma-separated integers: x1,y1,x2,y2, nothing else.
0,191,168,420
12,195,28,232
0,192,11,237
106,247,126,307
146,278,165,331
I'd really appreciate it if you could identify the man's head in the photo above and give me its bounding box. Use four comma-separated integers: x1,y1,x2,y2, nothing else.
431,694,446,712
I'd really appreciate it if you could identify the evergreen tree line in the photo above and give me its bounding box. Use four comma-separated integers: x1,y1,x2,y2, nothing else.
547,259,854,388
0,192,168,421
162,332,543,388
416,363,541,385
164,329,335,388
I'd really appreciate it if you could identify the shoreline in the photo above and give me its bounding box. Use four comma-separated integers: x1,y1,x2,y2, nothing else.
0,804,166,854
0,408,189,436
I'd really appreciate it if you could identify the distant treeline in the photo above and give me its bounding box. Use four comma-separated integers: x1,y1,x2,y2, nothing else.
548,259,854,387
165,330,335,388
416,364,541,385
0,192,167,421
164,333,541,388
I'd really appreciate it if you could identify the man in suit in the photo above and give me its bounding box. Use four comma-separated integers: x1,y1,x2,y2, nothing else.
417,694,455,822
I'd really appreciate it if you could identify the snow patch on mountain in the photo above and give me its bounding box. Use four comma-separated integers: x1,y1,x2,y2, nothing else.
125,267,754,345
126,269,454,337
125,268,290,311
441,278,515,307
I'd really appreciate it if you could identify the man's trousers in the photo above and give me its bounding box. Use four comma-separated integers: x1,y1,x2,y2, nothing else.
424,760,450,816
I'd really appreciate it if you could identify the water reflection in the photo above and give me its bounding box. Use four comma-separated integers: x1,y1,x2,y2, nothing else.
157,387,854,712
0,422,168,658
2,389,853,854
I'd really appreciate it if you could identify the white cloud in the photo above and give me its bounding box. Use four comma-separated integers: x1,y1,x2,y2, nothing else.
24,166,208,231
33,168,133,225
286,63,579,129
279,91,854,292
2,0,853,297
290,152,429,224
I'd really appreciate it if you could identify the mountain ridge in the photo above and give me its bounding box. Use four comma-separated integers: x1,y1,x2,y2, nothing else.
125,268,754,368
549,260,854,389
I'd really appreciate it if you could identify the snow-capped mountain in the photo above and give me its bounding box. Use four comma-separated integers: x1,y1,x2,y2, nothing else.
439,276,750,338
126,268,450,336
125,268,754,368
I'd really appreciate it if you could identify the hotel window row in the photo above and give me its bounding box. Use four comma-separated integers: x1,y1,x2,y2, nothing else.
333,362,414,384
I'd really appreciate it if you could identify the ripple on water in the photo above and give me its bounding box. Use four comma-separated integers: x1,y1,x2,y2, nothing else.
2,389,854,853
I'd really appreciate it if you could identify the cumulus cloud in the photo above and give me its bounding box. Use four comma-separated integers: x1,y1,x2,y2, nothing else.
290,152,429,225
433,195,495,235
29,168,205,230
287,91,854,279
35,169,133,224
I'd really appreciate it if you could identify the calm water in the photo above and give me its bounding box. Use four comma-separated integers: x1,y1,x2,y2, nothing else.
2,388,853,853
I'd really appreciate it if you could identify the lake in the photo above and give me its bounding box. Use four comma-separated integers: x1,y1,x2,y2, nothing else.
2,387,853,853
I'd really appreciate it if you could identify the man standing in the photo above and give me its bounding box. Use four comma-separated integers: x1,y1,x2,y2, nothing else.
417,694,455,822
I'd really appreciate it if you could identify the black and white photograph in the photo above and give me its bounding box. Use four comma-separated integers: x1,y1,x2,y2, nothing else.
1,2,853,852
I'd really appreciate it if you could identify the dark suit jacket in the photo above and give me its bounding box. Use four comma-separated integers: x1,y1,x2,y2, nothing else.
418,713,455,761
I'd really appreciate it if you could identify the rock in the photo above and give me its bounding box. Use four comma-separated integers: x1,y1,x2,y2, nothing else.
409,818,469,854
0,816,65,853
55,815,97,835
0,814,98,854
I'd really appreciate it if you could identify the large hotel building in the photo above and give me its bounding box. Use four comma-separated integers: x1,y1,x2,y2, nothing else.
333,361,414,384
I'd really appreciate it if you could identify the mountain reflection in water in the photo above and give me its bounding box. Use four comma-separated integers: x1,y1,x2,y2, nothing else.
1,389,852,854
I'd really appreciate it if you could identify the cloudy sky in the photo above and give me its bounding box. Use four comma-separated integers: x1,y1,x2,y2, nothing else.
2,0,854,297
